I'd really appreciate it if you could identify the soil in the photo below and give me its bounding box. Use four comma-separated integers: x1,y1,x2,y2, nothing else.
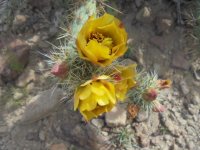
0,0,200,150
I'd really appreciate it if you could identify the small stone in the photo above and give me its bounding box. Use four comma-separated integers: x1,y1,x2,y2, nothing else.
171,51,190,70
179,80,190,95
136,6,153,23
151,136,162,146
15,69,36,87
136,111,148,122
133,123,148,135
155,16,173,35
50,143,67,150
39,130,45,141
188,104,199,116
13,91,24,100
190,91,200,105
91,119,104,129
138,134,150,148
105,104,127,127
13,14,27,25
101,131,108,136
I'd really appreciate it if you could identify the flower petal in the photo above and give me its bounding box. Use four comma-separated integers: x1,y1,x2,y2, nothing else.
91,82,105,96
79,85,92,100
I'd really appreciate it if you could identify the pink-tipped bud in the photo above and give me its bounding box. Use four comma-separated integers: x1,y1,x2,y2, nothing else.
143,88,158,101
153,104,165,112
113,73,122,81
51,62,68,79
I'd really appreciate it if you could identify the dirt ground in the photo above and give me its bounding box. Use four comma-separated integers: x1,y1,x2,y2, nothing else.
0,0,200,150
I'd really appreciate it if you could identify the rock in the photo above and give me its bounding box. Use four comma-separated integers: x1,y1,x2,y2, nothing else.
91,119,104,129
19,87,64,123
175,136,186,148
171,51,190,70
13,14,27,26
50,143,68,150
56,105,110,150
0,39,30,83
133,123,149,135
191,58,200,81
136,111,148,122
135,0,144,8
190,91,200,105
15,69,36,87
155,14,173,35
188,104,199,116
151,136,163,146
138,134,150,148
136,6,153,23
179,80,190,95
150,36,166,50
105,104,127,127
39,130,45,141
13,91,24,100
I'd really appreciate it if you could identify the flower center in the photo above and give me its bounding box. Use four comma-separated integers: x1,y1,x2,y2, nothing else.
89,32,113,50
89,32,105,43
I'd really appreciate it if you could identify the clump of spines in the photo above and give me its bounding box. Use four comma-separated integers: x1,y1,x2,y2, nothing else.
128,71,162,112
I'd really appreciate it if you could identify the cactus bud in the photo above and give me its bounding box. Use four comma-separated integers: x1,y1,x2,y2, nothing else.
51,62,68,79
143,88,158,101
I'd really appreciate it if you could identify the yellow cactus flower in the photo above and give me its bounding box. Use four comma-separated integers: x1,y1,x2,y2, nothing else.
74,75,116,121
76,13,128,67
112,64,137,101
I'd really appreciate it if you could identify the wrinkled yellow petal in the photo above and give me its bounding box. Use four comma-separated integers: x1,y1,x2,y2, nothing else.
91,82,105,96
85,40,111,61
79,95,97,111
96,95,109,106
97,22,124,46
113,17,128,42
113,64,137,101
79,85,92,100
112,43,127,57
103,82,116,104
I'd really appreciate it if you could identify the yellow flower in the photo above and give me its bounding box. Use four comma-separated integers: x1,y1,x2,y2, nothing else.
112,64,137,101
76,13,128,67
74,75,116,121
